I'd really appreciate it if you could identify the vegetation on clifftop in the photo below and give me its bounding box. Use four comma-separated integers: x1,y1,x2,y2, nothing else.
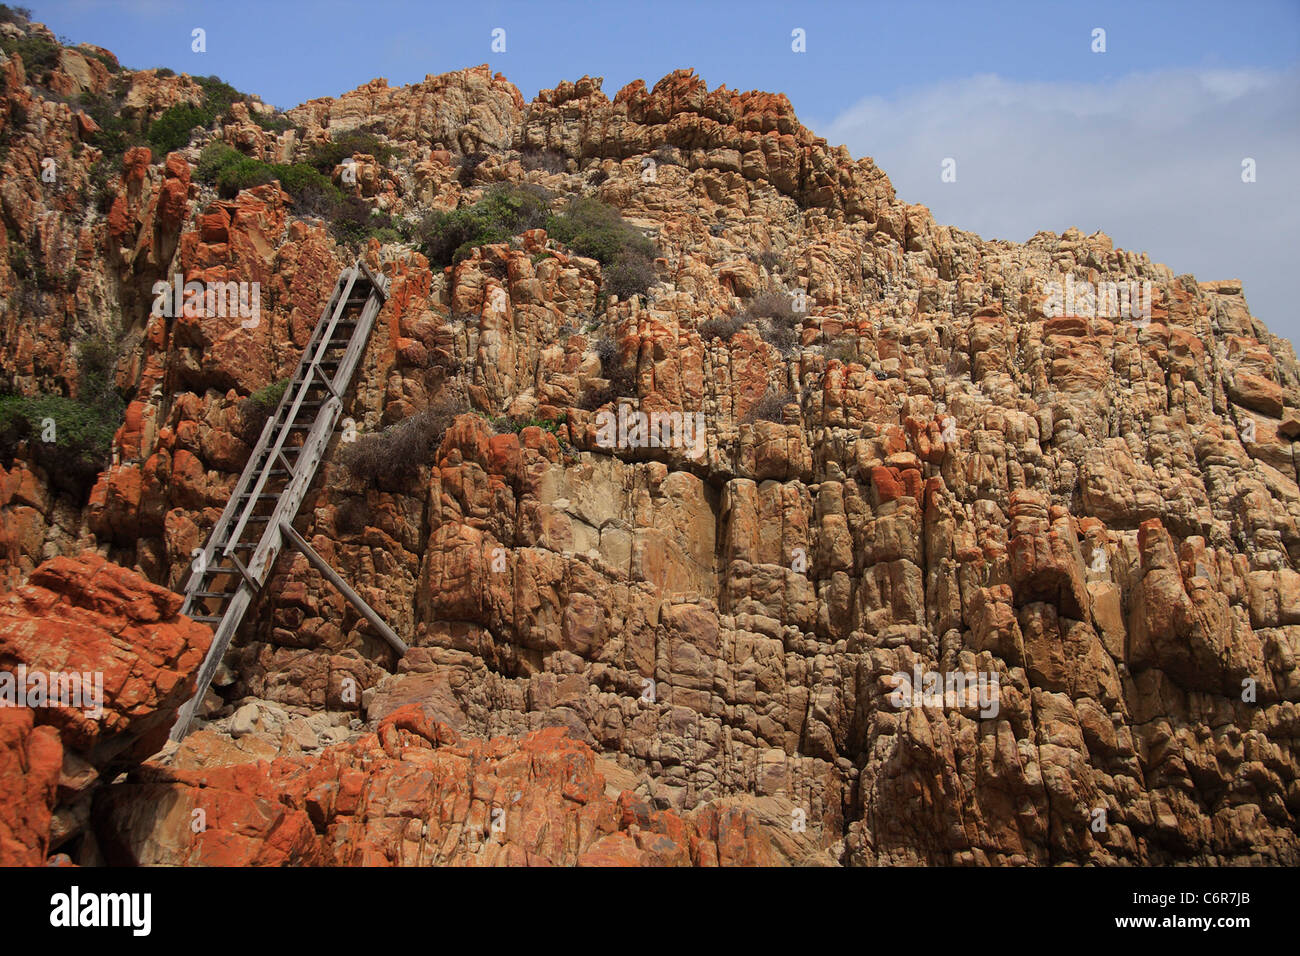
412,185,658,300
195,141,398,245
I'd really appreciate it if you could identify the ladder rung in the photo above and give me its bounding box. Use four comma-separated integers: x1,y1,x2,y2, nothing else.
277,406,321,419
192,615,224,624
192,590,232,599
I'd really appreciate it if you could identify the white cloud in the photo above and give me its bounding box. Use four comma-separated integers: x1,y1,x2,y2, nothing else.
822,68,1300,348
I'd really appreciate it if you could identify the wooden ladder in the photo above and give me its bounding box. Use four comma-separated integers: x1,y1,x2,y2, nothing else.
169,259,405,741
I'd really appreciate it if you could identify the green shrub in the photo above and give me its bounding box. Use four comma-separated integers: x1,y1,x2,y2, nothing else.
272,161,334,199
292,176,343,220
196,140,242,183
545,197,657,300
480,183,550,225
332,196,397,245
0,326,125,497
250,378,288,408
492,413,567,436
198,140,342,207
545,197,650,265
0,32,59,78
251,110,294,134
215,155,276,196
193,74,243,120
414,184,551,267
197,140,392,243
79,89,145,158
144,74,256,155
306,127,392,171
147,102,207,153
0,395,115,493
236,378,288,446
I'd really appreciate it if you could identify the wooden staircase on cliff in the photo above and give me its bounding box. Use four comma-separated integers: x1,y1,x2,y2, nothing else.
169,260,407,742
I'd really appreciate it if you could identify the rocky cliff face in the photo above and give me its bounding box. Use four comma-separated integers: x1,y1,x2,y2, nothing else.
0,16,1297,865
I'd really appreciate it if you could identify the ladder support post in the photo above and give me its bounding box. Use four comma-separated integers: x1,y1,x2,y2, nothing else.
279,521,409,657
227,553,260,591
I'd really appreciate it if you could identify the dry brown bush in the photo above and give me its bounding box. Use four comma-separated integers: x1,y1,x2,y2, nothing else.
338,392,468,482
742,389,792,424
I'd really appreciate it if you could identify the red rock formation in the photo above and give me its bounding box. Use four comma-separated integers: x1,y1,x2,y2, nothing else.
95,707,772,866
0,14,1296,866
0,552,211,863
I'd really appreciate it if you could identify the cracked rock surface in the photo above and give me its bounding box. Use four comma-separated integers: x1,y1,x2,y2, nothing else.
0,21,1296,864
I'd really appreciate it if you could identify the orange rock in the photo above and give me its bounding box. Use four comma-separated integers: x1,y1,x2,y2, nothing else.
96,722,773,866
0,709,62,866
0,553,211,863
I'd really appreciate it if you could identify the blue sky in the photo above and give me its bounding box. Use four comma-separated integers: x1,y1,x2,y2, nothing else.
23,0,1300,345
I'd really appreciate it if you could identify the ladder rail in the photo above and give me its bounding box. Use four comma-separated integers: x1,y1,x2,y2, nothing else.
171,577,257,739
222,267,362,555
179,373,295,616
245,392,342,582
242,269,388,584
179,270,354,615
328,271,387,395
170,260,389,741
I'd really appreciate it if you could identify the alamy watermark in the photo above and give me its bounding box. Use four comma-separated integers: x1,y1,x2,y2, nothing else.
0,666,103,718
151,273,261,328
887,664,1000,718
50,886,150,936
594,405,706,460
1043,274,1151,322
